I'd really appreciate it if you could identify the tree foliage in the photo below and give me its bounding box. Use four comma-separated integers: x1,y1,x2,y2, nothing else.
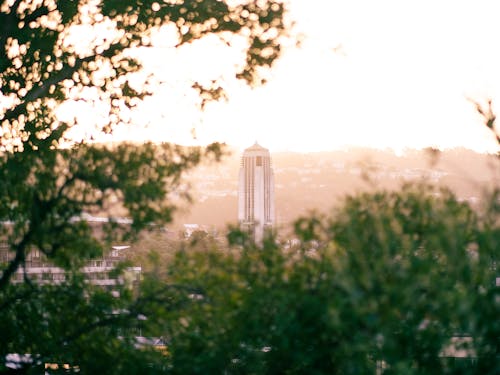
0,0,288,152
0,0,288,373
160,184,498,374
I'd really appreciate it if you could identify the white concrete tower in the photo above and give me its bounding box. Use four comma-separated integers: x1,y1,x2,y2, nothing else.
238,142,275,242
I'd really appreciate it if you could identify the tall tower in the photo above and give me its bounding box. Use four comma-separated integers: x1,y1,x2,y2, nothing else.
238,142,275,242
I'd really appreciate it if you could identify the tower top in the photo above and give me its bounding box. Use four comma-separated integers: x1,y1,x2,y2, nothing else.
243,142,269,155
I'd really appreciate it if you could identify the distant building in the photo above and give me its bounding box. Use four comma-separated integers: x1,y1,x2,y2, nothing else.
0,240,140,290
238,142,275,242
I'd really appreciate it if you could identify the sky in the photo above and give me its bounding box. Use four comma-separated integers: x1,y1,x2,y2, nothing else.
66,0,500,154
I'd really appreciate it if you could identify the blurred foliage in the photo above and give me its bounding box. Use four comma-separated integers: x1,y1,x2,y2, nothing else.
0,0,288,373
157,183,498,374
0,274,166,374
0,0,289,152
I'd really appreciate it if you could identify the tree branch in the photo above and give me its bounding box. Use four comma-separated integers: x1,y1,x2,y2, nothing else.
0,0,22,71
22,5,50,25
0,236,28,291
1,42,125,123
61,311,132,346
0,191,54,290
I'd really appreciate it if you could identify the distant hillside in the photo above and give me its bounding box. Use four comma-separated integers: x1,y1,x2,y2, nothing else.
172,147,499,230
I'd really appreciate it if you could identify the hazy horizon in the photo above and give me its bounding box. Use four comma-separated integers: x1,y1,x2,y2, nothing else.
172,146,498,230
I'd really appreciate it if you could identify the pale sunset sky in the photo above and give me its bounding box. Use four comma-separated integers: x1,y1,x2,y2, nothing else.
66,0,500,154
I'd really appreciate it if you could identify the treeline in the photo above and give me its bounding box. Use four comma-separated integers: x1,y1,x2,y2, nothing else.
137,183,499,374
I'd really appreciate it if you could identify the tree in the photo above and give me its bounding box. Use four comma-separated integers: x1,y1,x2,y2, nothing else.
160,183,499,374
0,0,288,373
152,99,500,374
